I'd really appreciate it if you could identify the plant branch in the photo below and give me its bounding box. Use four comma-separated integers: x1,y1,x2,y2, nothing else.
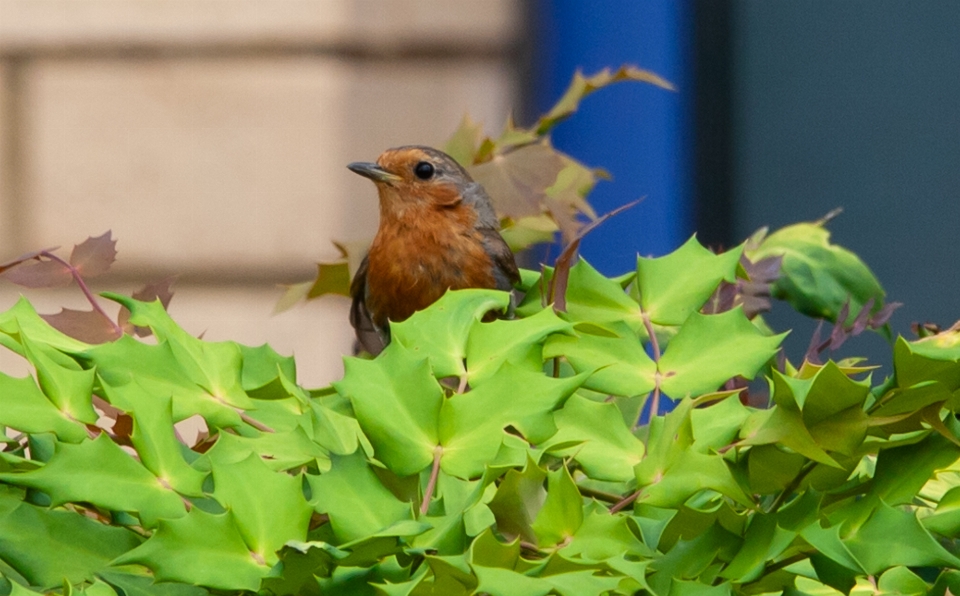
40,250,123,338
420,446,443,515
610,488,642,514
577,485,623,504
767,461,816,513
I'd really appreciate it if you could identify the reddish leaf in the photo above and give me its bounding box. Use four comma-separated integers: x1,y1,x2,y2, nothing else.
850,297,876,336
870,301,902,329
41,307,121,343
2,258,73,288
70,231,117,278
0,247,58,275
468,142,566,220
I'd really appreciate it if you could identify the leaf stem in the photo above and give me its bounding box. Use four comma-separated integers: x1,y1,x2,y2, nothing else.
609,488,642,514
420,445,443,515
40,250,122,338
767,461,816,513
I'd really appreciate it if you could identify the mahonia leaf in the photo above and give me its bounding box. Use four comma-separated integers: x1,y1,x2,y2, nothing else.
0,247,56,275
0,494,142,589
0,434,187,528
542,394,645,482
544,329,656,397
747,221,886,324
211,453,312,565
21,334,98,425
41,308,120,344
0,371,89,442
307,451,411,543
439,364,585,479
2,258,72,288
113,508,266,591
388,289,510,380
118,276,176,337
530,466,584,547
487,457,546,544
499,214,560,253
536,65,675,135
335,341,443,476
468,141,565,220
636,236,744,327
69,231,117,278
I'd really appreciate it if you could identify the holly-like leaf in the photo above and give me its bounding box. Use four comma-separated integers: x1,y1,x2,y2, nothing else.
307,451,412,543
211,453,312,565
2,258,72,288
468,141,566,220
544,328,656,397
69,231,117,278
41,308,120,344
444,114,485,166
0,434,187,528
439,364,585,479
388,289,510,380
335,341,443,476
658,309,786,398
21,334,98,424
466,306,573,385
113,508,266,591
118,276,177,337
531,466,584,547
536,65,675,135
542,394,645,482
747,221,886,324
636,236,744,326
0,493,142,589
487,457,547,544
0,371,89,442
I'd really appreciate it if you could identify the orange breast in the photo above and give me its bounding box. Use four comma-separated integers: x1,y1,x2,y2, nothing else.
365,206,497,327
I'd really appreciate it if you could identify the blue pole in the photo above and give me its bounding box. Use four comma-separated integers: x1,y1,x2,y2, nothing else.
532,0,695,276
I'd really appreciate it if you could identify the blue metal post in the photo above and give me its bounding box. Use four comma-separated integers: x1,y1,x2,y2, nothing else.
532,0,695,275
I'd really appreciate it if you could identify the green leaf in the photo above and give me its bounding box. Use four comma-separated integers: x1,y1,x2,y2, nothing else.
895,335,960,392
551,259,644,333
388,289,510,379
21,334,98,424
102,382,206,496
0,371,88,442
439,364,585,478
466,307,574,384
531,466,584,547
544,327,656,397
97,570,210,596
472,566,551,596
238,343,298,398
211,452,312,564
336,342,442,476
747,222,885,323
843,501,960,574
308,452,412,543
113,508,266,590
0,434,186,528
204,425,329,472
563,506,649,561
636,237,743,326
877,566,929,596
0,495,142,589
487,457,546,544
542,394,645,482
658,309,785,398
0,296,91,356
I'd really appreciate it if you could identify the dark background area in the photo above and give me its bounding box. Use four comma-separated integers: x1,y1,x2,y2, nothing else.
532,1,960,369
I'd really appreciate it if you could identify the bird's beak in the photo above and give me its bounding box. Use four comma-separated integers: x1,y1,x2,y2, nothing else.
347,162,402,184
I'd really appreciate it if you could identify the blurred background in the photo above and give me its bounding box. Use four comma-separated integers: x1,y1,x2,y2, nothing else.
0,1,957,386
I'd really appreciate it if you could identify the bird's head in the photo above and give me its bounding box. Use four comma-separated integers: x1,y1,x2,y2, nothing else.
348,146,486,221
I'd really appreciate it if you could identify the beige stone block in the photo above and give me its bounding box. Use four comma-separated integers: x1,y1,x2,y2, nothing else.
0,0,519,52
0,60,7,257
0,283,352,388
20,56,515,275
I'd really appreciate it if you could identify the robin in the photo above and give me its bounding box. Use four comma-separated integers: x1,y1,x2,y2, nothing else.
347,146,520,355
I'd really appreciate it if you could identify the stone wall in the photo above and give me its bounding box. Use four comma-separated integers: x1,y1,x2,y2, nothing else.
0,0,522,386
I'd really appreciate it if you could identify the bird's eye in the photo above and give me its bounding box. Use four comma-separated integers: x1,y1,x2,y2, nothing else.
413,161,435,180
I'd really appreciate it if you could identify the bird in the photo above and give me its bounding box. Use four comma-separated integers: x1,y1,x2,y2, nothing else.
347,145,520,355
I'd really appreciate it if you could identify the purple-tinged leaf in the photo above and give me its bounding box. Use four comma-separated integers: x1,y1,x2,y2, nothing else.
805,319,825,364
41,308,121,344
0,247,58,275
3,258,72,288
870,301,902,329
70,231,117,278
850,297,876,336
828,301,851,350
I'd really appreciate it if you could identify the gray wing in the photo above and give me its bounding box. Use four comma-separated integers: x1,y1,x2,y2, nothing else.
349,255,388,355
